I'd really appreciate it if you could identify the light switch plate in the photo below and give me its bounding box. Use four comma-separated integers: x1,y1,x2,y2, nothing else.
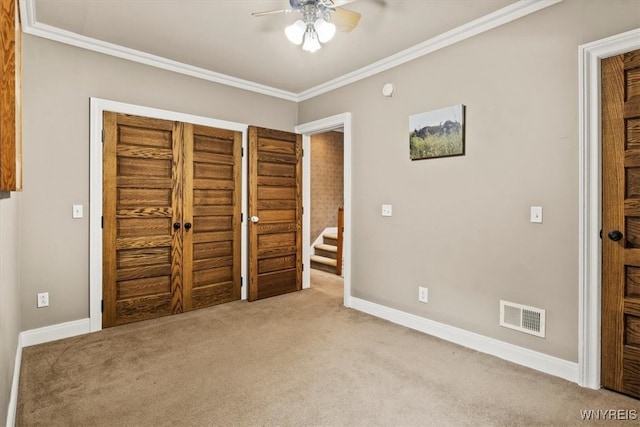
382,204,393,217
530,206,543,223
72,204,83,219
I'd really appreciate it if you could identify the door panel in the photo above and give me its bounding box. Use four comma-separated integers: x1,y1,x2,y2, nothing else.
248,127,302,301
103,113,178,327
103,112,242,327
602,49,640,399
187,124,242,310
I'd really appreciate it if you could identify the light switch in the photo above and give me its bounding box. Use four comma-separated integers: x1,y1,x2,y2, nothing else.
72,204,83,219
382,204,393,217
530,206,542,223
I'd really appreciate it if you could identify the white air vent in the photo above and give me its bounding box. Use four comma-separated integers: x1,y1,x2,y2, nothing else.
499,300,546,338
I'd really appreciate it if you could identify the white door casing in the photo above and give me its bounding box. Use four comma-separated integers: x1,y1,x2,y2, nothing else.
296,113,353,307
578,28,640,389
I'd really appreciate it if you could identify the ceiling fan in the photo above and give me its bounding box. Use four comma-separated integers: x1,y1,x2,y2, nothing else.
252,0,361,52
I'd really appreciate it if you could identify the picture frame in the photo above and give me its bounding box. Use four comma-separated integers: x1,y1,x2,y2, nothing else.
409,104,465,161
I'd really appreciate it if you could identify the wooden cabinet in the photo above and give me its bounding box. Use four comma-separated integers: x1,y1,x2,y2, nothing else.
0,0,21,191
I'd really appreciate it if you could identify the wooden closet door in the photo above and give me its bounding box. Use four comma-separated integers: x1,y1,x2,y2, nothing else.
187,124,242,310
103,112,183,327
103,113,243,328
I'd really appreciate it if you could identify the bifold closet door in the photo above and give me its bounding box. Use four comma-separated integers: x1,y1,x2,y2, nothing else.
102,112,241,328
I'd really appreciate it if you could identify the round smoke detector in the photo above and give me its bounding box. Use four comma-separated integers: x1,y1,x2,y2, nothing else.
382,83,395,97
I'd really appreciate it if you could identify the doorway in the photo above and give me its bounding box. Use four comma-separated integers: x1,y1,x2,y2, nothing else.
296,113,352,307
309,130,344,275
578,28,640,390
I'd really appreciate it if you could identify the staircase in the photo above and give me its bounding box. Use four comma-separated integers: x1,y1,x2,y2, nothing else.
310,232,339,274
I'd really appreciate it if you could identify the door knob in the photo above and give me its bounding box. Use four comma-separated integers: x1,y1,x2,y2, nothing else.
184,222,192,230
250,216,259,223
173,222,181,230
608,230,623,241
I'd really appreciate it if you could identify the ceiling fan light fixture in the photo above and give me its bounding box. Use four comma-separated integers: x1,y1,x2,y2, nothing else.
302,26,321,52
314,17,336,43
285,19,306,45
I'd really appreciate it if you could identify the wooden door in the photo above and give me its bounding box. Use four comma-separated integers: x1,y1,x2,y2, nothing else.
188,124,242,309
602,49,640,399
248,127,302,301
103,112,242,327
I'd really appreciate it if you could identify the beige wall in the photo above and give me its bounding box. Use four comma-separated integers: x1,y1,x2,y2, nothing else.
0,192,21,422
13,0,640,370
299,0,640,362
20,35,298,331
311,132,344,243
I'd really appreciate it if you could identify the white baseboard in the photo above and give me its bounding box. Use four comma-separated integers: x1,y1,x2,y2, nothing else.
350,297,579,384
6,318,91,426
20,318,91,348
5,339,21,427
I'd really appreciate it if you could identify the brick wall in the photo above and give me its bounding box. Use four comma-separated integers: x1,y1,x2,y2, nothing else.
311,131,344,244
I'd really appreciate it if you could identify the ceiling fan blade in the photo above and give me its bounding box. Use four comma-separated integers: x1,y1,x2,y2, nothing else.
331,7,361,32
327,0,359,7
252,9,293,17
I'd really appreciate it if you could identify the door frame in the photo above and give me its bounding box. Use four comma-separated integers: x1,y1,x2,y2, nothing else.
578,28,640,389
89,98,248,332
296,113,352,307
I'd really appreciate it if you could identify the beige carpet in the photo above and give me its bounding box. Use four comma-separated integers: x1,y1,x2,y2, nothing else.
17,270,638,426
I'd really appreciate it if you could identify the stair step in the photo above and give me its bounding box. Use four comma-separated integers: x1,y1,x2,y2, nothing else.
314,243,337,259
310,255,337,274
314,243,337,253
310,255,337,266
315,250,335,260
323,233,338,246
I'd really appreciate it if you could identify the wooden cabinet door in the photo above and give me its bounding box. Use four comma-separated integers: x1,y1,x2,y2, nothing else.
248,127,302,301
103,112,242,327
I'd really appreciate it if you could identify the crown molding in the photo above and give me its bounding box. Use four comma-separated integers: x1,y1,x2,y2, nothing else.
18,0,299,102
20,0,562,103
298,0,563,101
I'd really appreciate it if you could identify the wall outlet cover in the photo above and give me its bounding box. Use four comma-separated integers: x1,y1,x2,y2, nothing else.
37,292,49,308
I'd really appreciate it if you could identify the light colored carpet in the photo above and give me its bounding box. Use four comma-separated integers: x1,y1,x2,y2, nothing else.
17,270,638,426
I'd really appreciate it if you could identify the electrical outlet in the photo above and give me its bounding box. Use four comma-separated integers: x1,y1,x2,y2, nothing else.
418,287,428,303
37,292,49,308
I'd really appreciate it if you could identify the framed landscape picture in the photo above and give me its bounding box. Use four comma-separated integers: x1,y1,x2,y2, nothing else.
409,104,465,160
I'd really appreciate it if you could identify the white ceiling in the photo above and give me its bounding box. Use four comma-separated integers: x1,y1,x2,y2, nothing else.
25,0,548,100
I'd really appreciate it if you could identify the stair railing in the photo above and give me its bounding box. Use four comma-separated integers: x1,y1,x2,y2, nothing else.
337,207,344,276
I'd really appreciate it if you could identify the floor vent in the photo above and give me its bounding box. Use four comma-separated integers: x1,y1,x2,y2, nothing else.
499,300,545,338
